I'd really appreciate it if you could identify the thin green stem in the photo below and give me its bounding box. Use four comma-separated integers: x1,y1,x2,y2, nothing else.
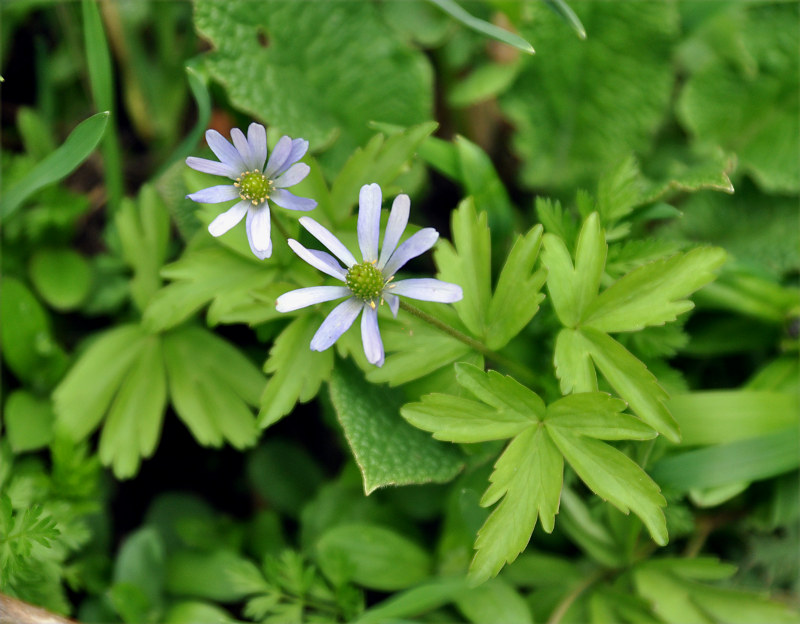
398,300,539,387
271,209,290,241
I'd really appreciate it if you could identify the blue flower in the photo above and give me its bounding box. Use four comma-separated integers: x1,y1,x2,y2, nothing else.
276,183,463,366
186,123,316,259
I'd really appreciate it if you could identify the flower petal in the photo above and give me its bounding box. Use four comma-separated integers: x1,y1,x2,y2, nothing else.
264,135,292,178
299,217,358,267
187,184,239,204
382,228,439,277
287,239,347,280
276,286,350,312
186,156,239,179
206,129,246,172
360,304,385,366
389,278,463,303
383,293,400,317
270,188,317,212
378,193,410,269
310,297,362,352
247,123,267,171
246,206,272,259
231,127,256,171
283,138,310,172
208,200,248,237
274,163,310,188
358,183,382,263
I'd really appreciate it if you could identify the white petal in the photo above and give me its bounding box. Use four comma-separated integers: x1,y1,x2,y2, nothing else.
231,127,256,171
299,217,358,267
361,304,384,366
187,184,239,204
310,297,362,352
246,206,272,259
378,194,410,269
276,286,350,312
186,156,238,179
357,183,381,263
382,228,439,277
247,123,267,171
274,163,310,188
384,293,400,317
206,129,246,172
389,278,463,303
264,135,292,178
270,189,316,211
287,239,347,280
208,200,248,237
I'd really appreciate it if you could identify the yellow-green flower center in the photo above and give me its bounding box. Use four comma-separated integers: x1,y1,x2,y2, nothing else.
236,171,273,205
346,262,385,302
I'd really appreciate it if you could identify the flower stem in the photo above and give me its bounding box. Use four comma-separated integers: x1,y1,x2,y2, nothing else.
270,209,290,241
398,300,540,387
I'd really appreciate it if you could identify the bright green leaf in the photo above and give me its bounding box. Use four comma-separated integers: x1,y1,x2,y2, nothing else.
545,393,655,441
28,248,92,311
427,0,534,54
455,576,533,624
3,391,54,453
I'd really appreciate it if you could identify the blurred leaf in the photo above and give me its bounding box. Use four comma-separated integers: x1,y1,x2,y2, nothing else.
258,315,334,428
166,550,253,602
16,106,56,159
449,61,522,107
315,523,431,590
651,428,800,492
3,391,54,453
164,601,243,624
111,528,165,623
427,0,534,54
356,577,470,624
28,248,92,311
193,0,432,170
0,111,109,220
329,361,464,494
678,3,799,193
455,576,533,624
502,2,677,189
0,277,69,389
162,326,262,449
543,0,586,39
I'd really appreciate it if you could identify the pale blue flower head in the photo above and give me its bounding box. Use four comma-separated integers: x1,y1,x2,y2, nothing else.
276,183,463,366
186,123,316,259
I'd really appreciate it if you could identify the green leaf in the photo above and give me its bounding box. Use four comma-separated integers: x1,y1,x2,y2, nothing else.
328,362,464,494
582,247,727,333
543,0,586,39
0,111,109,220
651,428,800,492
546,426,668,546
144,246,276,332
471,426,563,583
162,326,262,449
448,61,522,107
580,327,679,442
16,106,56,159
259,316,334,428
0,277,68,389
427,0,534,54
435,198,492,337
315,523,431,591
677,3,799,193
455,577,533,624
486,225,546,350
116,185,172,311
669,391,800,446
329,122,438,223
166,550,253,602
98,335,167,479
356,577,470,624
112,527,165,623
541,212,606,328
3,391,54,453
54,324,147,441
164,601,242,624
193,0,432,170
554,328,597,394
501,2,677,189
28,248,92,311
545,393,655,441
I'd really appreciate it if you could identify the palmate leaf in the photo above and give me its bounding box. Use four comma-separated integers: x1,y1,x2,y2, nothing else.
192,0,432,171
402,364,666,582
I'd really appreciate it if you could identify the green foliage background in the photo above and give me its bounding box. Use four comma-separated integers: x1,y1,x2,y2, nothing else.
0,0,798,622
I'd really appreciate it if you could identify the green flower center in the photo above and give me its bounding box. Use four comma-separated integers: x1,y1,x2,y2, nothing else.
236,171,273,205
346,262,385,302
